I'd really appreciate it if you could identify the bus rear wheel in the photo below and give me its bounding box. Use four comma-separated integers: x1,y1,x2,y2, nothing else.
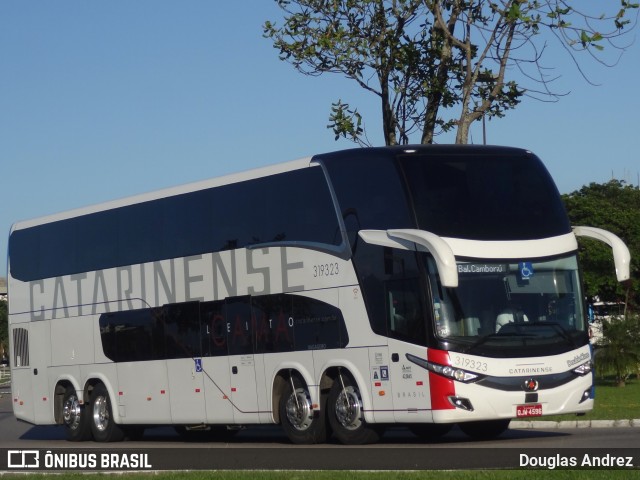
62,388,91,441
328,373,382,445
89,384,124,442
279,375,327,444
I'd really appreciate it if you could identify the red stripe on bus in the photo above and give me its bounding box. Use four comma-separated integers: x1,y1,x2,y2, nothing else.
428,348,455,410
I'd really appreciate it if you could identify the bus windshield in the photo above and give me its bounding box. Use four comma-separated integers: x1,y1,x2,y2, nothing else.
427,253,588,357
398,151,570,240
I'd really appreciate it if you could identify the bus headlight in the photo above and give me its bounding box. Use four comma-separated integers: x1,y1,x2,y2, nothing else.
406,353,482,383
572,362,593,376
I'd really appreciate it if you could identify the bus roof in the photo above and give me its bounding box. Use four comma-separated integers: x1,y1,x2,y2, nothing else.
11,156,313,232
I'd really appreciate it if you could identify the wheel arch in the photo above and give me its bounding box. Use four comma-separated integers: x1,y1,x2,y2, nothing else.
320,361,375,424
270,362,316,424
81,375,121,422
53,376,83,425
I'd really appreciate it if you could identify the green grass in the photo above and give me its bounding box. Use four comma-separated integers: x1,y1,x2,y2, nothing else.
532,377,640,422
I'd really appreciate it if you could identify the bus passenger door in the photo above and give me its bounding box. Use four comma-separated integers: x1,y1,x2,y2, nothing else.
388,338,431,422
224,297,262,424
162,302,207,424
385,278,432,422
200,300,235,424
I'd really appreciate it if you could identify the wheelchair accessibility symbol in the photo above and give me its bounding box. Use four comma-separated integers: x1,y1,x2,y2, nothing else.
519,262,534,280
194,358,203,372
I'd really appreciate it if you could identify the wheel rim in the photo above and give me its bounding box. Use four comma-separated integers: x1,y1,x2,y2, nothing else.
92,395,110,432
62,394,81,430
285,388,314,431
334,386,363,431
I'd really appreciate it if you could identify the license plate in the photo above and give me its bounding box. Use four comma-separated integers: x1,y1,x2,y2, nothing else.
517,404,543,417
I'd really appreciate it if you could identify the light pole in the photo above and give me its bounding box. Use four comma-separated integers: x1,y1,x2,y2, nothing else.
482,114,486,145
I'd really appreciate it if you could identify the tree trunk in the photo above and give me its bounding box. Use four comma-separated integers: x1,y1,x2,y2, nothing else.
455,118,471,144
379,75,397,145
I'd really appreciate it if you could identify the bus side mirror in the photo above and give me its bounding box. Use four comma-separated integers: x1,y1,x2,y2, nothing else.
358,228,458,288
573,226,631,282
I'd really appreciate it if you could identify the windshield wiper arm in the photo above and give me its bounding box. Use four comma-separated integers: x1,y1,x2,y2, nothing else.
526,321,578,348
463,331,535,352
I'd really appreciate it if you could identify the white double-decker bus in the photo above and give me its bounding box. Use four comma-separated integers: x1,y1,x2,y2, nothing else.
7,146,630,444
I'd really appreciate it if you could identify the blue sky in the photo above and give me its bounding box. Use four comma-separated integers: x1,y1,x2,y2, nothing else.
1,1,639,276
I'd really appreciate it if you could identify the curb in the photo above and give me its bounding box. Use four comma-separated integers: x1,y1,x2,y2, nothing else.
511,419,640,429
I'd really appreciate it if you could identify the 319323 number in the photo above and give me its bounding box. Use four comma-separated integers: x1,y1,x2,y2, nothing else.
313,263,339,277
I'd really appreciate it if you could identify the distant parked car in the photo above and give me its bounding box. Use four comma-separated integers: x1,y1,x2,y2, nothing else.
0,356,8,367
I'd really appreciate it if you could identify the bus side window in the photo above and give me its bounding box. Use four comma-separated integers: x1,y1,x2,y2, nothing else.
224,297,254,356
252,294,294,354
201,300,228,357
385,278,426,346
163,302,201,359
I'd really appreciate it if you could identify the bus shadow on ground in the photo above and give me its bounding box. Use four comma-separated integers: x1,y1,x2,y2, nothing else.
18,424,569,445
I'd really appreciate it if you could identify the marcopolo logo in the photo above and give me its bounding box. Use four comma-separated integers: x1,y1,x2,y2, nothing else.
7,450,40,468
567,351,590,368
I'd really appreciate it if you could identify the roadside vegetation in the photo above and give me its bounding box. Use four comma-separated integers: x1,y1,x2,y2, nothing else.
530,377,640,423
562,180,640,313
594,314,640,388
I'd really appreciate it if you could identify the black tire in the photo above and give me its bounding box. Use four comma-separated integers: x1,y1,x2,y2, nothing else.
61,388,91,441
327,373,382,445
458,419,511,439
89,384,124,442
409,423,453,440
279,375,328,444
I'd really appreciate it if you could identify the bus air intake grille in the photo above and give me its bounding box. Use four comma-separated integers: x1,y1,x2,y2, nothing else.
12,327,30,367
476,371,577,392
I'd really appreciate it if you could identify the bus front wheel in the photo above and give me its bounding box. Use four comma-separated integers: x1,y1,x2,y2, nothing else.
279,375,327,444
89,384,124,442
328,373,382,445
62,388,91,441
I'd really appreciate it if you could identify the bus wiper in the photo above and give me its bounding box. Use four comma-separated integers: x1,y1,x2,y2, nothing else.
462,317,581,353
527,321,578,348
464,331,536,353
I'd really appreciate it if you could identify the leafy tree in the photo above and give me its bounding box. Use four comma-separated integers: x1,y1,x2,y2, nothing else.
264,1,638,145
595,314,640,386
562,180,640,312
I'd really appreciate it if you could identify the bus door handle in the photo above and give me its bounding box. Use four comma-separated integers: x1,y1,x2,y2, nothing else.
391,353,399,362
232,366,238,374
